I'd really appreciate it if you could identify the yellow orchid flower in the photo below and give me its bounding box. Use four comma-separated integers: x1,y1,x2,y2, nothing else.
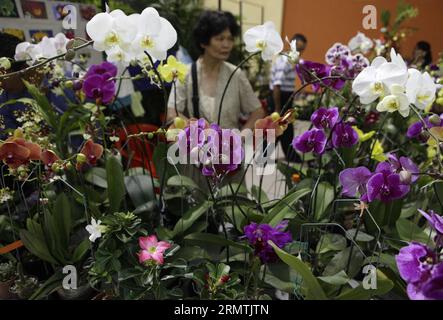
371,140,387,162
353,126,376,143
158,56,188,84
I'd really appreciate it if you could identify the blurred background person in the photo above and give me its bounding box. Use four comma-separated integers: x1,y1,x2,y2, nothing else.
269,33,307,163
410,41,433,70
167,10,265,132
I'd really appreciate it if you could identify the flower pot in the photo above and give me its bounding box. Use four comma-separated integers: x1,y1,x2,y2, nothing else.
0,279,18,300
57,283,95,300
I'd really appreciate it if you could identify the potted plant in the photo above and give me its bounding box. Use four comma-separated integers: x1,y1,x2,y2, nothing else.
0,261,17,299
10,275,40,300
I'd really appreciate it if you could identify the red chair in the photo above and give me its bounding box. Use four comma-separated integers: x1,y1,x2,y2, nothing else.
115,124,159,178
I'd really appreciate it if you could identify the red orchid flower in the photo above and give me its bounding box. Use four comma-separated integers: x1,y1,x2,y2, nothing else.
76,140,103,170
0,138,42,169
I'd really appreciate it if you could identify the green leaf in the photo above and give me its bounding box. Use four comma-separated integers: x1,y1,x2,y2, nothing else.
84,167,108,188
345,229,374,242
125,175,155,208
29,270,64,300
335,269,393,300
20,229,59,265
53,193,71,248
72,239,90,263
172,201,212,238
263,187,311,226
323,246,364,279
314,182,334,221
106,156,126,213
396,218,431,244
316,233,347,254
167,175,200,190
184,233,252,252
318,270,350,285
270,241,328,300
251,185,269,203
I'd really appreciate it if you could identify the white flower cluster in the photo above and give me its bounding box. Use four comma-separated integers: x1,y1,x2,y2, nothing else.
352,48,437,117
86,7,177,66
14,33,69,65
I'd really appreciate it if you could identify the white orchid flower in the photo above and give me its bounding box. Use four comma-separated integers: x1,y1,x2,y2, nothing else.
376,84,411,117
286,36,299,64
406,69,437,110
14,42,33,62
390,48,408,73
106,46,134,66
86,11,137,52
244,21,283,61
352,55,408,104
348,32,373,54
53,33,68,54
131,7,177,62
85,218,105,243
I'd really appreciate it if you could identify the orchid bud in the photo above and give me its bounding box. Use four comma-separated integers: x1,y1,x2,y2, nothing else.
65,162,73,170
147,132,154,140
270,112,280,122
437,97,443,106
65,80,74,89
0,57,11,70
174,117,186,129
429,114,442,126
76,153,87,163
399,170,412,184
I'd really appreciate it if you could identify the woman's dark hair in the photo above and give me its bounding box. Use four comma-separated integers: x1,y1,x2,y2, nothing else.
415,41,432,67
192,10,240,55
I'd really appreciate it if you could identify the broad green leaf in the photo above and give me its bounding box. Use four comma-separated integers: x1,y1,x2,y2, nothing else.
345,229,374,242
84,167,108,188
270,241,328,300
314,182,334,221
263,187,311,226
172,201,212,238
167,175,200,190
72,239,90,263
335,269,393,300
316,233,347,254
396,218,431,244
20,229,58,265
251,185,269,203
53,193,71,248
125,175,155,208
318,270,350,285
106,156,126,213
323,246,364,279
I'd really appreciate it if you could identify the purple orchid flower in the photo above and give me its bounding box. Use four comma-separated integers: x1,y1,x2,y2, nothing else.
396,242,443,300
200,124,243,177
311,107,340,130
325,43,351,66
407,115,443,140
331,123,359,148
292,129,327,155
418,209,443,246
296,60,330,92
347,54,369,78
385,154,420,184
243,220,292,263
178,118,207,153
82,74,116,104
86,61,118,79
339,166,372,201
366,170,410,203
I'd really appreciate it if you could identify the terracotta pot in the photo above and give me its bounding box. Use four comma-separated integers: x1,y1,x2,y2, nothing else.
0,279,18,300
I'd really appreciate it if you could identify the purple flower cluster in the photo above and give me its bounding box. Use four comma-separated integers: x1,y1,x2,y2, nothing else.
292,107,358,155
177,119,243,178
296,43,368,92
83,61,117,104
396,241,443,300
407,115,443,141
243,221,292,263
339,153,418,203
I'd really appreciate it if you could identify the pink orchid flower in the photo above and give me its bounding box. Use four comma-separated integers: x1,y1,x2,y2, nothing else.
138,235,171,265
